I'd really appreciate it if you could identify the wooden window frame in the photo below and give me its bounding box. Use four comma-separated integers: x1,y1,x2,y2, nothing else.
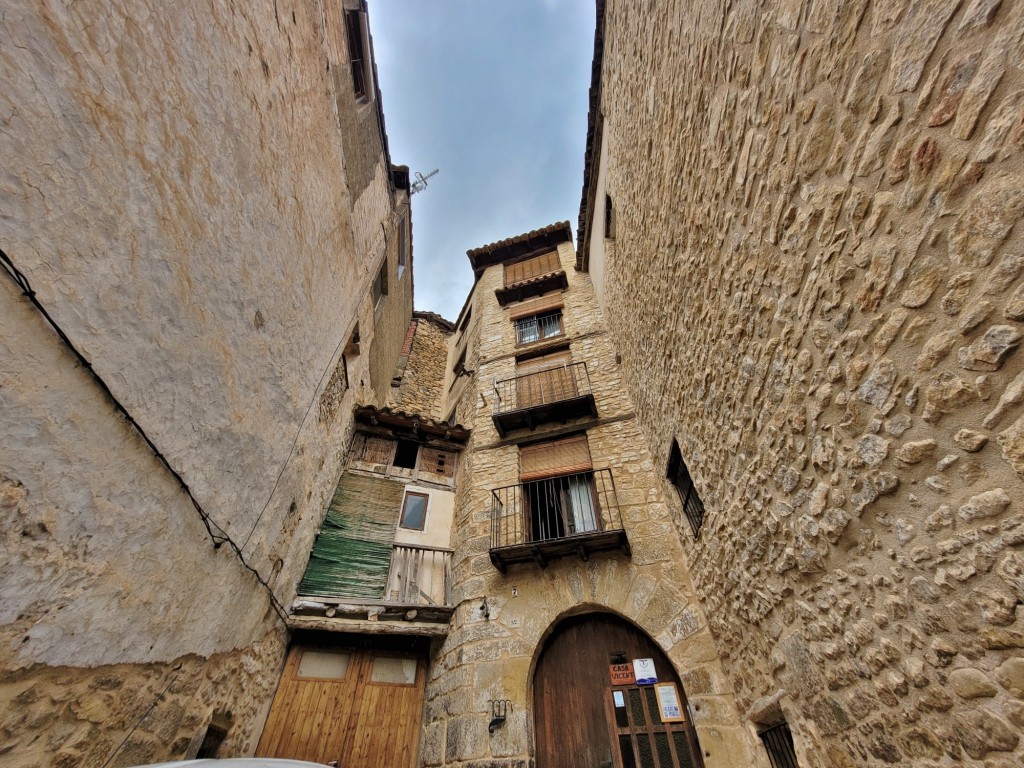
399,491,429,531
344,9,370,101
372,258,388,307
667,439,704,539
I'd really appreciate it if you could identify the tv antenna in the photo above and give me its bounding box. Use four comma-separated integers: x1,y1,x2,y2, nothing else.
410,168,439,195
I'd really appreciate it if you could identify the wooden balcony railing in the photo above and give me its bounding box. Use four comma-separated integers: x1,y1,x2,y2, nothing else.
491,362,597,435
489,469,630,572
386,543,453,606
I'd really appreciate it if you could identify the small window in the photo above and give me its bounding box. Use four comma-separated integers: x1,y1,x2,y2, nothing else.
759,721,800,768
446,408,458,426
514,310,563,346
453,347,467,375
297,650,351,680
393,440,419,469
372,259,388,306
604,193,615,239
344,10,369,100
370,656,417,685
667,439,704,538
399,491,428,531
458,307,472,335
398,216,408,277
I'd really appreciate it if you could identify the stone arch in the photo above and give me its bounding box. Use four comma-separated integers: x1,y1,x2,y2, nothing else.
530,608,703,768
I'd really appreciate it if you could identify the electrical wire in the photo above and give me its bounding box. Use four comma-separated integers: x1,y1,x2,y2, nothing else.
100,667,182,768
0,247,289,624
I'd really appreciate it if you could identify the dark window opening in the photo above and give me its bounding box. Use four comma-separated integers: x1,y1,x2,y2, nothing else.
759,721,800,768
604,193,615,239
446,408,458,426
393,440,419,469
453,347,467,375
196,724,228,759
458,307,472,334
345,10,367,100
399,491,428,530
667,439,704,539
372,259,388,306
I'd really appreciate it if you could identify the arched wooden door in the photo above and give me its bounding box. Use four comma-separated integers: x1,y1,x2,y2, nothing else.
533,613,703,768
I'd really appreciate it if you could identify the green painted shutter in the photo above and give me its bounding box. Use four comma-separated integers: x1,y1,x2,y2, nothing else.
297,474,405,599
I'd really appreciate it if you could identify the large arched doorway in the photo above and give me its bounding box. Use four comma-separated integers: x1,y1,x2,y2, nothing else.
533,612,703,768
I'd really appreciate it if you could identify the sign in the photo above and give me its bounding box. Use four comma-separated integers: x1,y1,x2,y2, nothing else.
633,658,657,685
654,683,685,722
609,663,635,686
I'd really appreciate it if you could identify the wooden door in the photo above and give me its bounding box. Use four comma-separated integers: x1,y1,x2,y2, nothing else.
533,613,702,768
257,644,425,767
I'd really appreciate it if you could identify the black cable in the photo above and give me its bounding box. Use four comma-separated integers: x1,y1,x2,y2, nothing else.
0,247,289,624
100,667,182,768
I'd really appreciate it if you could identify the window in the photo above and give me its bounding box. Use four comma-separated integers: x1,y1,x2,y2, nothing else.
397,216,408,278
759,721,800,768
372,258,388,306
604,193,615,239
453,347,467,375
393,440,419,470
399,491,428,530
520,435,598,541
458,307,472,335
515,310,563,346
345,10,369,100
667,439,704,538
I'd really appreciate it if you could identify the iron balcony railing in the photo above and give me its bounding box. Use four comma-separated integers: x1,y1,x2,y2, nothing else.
493,361,593,415
490,469,624,550
386,543,453,607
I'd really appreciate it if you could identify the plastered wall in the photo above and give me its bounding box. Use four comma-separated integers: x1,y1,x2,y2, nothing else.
593,0,1024,764
0,0,408,764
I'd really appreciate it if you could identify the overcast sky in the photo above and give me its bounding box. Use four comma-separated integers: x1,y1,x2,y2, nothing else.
371,1,596,319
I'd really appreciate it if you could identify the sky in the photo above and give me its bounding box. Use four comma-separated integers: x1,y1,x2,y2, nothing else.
370,1,597,319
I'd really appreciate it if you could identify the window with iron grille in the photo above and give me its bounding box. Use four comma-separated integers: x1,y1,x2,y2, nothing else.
759,721,799,768
345,10,368,100
667,439,704,538
514,310,563,346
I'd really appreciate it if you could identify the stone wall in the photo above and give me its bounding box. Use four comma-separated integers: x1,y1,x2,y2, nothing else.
593,0,1024,764
390,314,455,420
0,0,408,763
424,240,757,767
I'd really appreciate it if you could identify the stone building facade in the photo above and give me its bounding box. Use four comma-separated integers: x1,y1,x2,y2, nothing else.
577,0,1024,766
0,1,414,766
424,225,756,768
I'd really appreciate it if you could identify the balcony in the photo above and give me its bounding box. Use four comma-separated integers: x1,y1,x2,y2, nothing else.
292,543,454,634
492,362,597,436
489,469,630,572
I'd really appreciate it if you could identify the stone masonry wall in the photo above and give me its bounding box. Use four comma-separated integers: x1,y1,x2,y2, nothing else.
1,0,409,764
423,240,760,767
596,1,1024,765
390,315,454,420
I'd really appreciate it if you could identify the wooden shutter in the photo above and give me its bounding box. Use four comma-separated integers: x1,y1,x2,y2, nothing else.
520,435,592,481
504,251,560,286
516,351,576,409
516,350,571,376
509,293,564,320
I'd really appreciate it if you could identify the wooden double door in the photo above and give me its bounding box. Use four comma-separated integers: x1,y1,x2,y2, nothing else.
257,642,426,767
534,613,703,768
